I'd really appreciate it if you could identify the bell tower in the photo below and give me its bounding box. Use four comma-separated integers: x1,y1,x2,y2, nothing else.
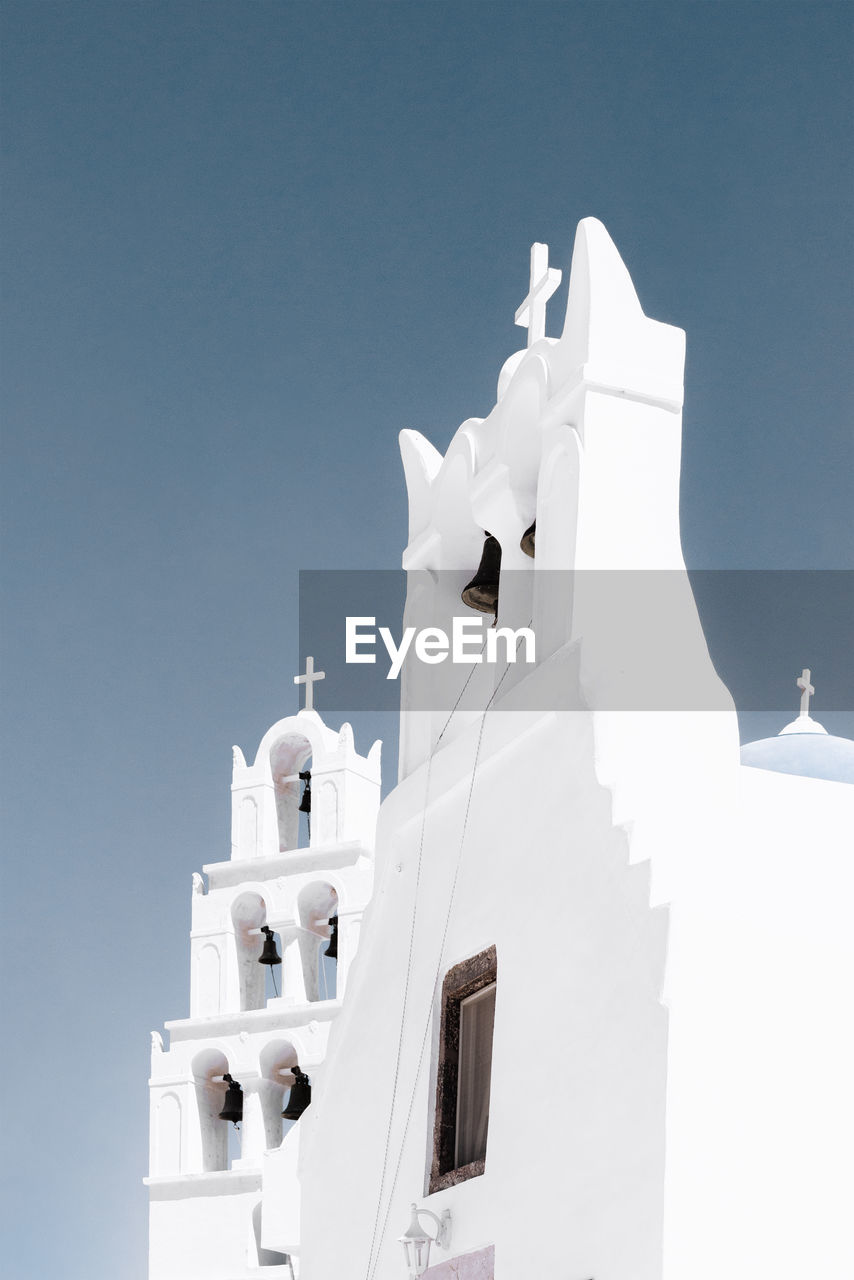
146,663,381,1280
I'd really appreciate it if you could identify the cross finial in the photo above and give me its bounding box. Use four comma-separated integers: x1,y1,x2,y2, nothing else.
796,667,814,717
515,242,562,347
294,655,325,712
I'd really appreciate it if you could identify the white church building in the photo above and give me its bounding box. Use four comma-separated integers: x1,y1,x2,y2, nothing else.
146,219,854,1280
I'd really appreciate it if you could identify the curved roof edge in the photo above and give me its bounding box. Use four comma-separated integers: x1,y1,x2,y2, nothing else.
740,732,854,785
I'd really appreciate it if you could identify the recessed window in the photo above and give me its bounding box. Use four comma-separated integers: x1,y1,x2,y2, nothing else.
455,981,496,1167
430,946,497,1193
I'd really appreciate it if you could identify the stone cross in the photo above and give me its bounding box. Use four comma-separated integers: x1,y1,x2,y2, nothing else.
294,655,325,712
797,667,814,717
515,242,562,347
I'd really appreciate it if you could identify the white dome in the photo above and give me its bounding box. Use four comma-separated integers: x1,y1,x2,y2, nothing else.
741,719,854,784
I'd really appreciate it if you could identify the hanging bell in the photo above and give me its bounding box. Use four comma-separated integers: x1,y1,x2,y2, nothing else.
324,915,338,961
298,770,312,814
218,1073,243,1125
461,534,501,617
258,925,281,966
520,520,536,558
282,1066,312,1121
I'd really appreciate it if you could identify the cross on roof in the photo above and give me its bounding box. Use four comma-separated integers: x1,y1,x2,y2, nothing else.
294,655,325,712
796,667,814,718
515,242,562,348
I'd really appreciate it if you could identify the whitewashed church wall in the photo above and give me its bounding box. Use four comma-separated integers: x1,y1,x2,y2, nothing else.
662,766,854,1280
148,1183,263,1280
295,218,710,1279
260,1124,302,1257
298,702,669,1280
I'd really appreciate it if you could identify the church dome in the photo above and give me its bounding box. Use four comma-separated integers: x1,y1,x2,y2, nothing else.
741,714,854,784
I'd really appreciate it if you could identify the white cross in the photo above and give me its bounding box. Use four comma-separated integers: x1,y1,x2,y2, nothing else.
515,242,562,347
294,655,325,712
796,667,814,718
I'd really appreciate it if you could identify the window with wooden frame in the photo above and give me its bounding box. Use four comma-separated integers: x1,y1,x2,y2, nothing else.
430,945,497,1193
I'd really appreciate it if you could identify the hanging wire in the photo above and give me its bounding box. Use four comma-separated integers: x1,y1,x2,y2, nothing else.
364,623,531,1280
363,631,491,1279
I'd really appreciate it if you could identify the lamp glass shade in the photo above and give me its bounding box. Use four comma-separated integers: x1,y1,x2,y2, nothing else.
398,1205,431,1277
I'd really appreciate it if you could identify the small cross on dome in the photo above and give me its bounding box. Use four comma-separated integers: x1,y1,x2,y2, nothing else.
515,242,562,348
778,666,828,737
294,655,325,712
796,667,814,718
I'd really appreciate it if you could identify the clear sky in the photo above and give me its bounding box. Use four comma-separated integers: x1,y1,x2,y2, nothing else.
1,3,851,1276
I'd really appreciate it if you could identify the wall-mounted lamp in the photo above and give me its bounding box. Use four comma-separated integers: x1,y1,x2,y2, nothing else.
398,1202,451,1278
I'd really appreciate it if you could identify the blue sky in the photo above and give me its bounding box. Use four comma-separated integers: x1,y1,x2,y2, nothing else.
1,3,851,1275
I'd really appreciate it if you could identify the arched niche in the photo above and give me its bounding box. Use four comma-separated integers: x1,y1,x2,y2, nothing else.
258,1039,299,1150
239,795,259,857
260,927,284,1002
197,942,222,1017
231,892,268,1012
315,777,339,844
192,1047,230,1173
297,881,339,1002
269,731,312,852
155,1092,182,1176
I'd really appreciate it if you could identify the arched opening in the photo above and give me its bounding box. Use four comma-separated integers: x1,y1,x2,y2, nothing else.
297,761,312,850
192,1047,236,1173
258,1039,299,1150
298,881,339,1002
269,732,312,852
259,925,285,1002
231,891,268,1012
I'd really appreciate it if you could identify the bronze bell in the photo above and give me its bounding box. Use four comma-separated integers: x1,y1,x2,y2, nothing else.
218,1073,243,1125
297,770,312,814
258,925,281,966
324,915,338,961
282,1066,312,1121
461,534,501,617
520,520,536,558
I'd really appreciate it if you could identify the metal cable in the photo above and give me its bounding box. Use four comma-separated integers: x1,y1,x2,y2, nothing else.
365,625,529,1279
362,637,488,1279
